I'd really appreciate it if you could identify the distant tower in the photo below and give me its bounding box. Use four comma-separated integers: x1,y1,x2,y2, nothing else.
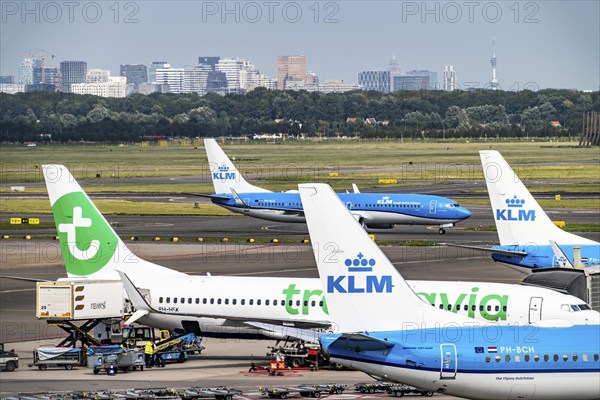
388,53,401,74
443,65,457,91
490,37,499,90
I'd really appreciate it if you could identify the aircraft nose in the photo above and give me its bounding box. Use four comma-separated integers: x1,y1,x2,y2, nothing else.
459,207,472,220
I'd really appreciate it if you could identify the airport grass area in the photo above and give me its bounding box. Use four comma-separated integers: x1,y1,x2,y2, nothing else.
2,140,599,185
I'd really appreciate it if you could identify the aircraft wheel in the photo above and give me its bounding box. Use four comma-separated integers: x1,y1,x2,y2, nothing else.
438,228,446,234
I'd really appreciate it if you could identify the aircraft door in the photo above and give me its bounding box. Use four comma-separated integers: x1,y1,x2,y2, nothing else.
429,200,437,214
529,297,543,323
439,344,457,379
244,198,250,213
346,202,353,210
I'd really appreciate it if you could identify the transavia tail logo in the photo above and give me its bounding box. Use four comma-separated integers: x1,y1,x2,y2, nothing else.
213,163,236,180
53,192,118,276
495,195,536,222
327,252,392,293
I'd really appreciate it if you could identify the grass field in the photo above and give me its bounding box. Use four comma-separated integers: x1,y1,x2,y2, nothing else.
1,140,598,215
2,140,599,185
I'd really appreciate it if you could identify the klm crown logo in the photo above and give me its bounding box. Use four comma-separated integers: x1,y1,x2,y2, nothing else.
496,195,536,222
327,252,392,294
506,196,526,208
213,163,236,180
345,252,376,272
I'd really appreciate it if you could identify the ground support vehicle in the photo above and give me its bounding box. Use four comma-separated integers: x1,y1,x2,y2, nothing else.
298,384,346,395
31,347,82,371
259,386,323,399
0,343,19,372
355,382,395,394
178,387,243,400
387,384,433,397
87,345,145,374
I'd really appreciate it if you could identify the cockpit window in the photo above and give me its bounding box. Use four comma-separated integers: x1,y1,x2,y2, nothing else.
579,304,591,311
447,203,461,207
570,305,581,312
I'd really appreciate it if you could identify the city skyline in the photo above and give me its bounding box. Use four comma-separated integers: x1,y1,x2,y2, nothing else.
1,1,599,90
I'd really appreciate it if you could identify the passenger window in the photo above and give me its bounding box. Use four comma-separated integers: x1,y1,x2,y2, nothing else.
439,304,444,309
203,298,207,304
495,355,501,362
502,306,507,311
232,299,237,305
485,355,491,362
472,305,477,311
288,300,293,306
447,304,452,310
257,300,261,305
217,299,222,305
188,298,192,304
563,354,568,362
296,300,300,306
159,297,163,303
582,354,588,362
166,297,170,304
505,355,510,362
225,299,229,305
553,354,559,362
319,301,323,307
573,354,578,362
594,354,599,362
495,305,499,311
534,354,539,362
464,305,468,311
174,298,178,304
181,297,185,303
195,298,199,304
311,301,316,307
265,300,270,306
249,299,254,305
479,305,484,311
544,354,549,362
241,299,245,305
210,299,214,304
524,354,530,362
515,355,520,362
273,300,277,306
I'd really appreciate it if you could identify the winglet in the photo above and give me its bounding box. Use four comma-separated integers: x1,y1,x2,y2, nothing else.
352,184,360,194
117,270,156,316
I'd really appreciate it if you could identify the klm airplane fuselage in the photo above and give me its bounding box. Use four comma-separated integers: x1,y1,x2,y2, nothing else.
492,244,600,269
211,192,471,226
321,324,600,400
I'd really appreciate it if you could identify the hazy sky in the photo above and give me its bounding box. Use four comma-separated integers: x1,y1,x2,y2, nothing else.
2,1,599,90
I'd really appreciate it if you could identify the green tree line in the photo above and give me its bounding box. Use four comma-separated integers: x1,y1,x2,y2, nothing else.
1,88,598,142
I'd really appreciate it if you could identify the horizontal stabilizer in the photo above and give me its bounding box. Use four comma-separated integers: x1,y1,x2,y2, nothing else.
447,243,528,257
185,193,231,201
0,275,50,283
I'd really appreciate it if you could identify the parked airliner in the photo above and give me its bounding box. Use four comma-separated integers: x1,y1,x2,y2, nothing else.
458,150,599,268
297,182,600,400
203,139,471,233
41,165,598,340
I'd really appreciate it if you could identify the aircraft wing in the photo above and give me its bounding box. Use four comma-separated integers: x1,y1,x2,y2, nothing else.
184,193,232,201
244,322,323,343
446,244,528,257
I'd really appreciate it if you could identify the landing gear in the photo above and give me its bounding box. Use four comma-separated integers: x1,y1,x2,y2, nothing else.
438,228,446,234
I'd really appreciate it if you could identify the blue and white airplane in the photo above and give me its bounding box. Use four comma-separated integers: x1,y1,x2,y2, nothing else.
297,182,600,400
203,139,471,233
466,150,600,268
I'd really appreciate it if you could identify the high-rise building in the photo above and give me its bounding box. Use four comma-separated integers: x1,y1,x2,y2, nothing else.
86,69,110,83
206,71,228,95
155,65,184,94
358,71,391,92
148,61,168,83
71,76,126,98
276,55,307,90
18,58,35,85
0,75,14,84
443,65,457,91
120,64,148,85
215,58,245,94
183,64,212,95
60,61,87,92
239,61,277,93
198,57,220,70
490,37,499,90
392,70,437,91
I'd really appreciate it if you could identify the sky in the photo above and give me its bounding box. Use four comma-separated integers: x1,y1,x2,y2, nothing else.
1,0,599,90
